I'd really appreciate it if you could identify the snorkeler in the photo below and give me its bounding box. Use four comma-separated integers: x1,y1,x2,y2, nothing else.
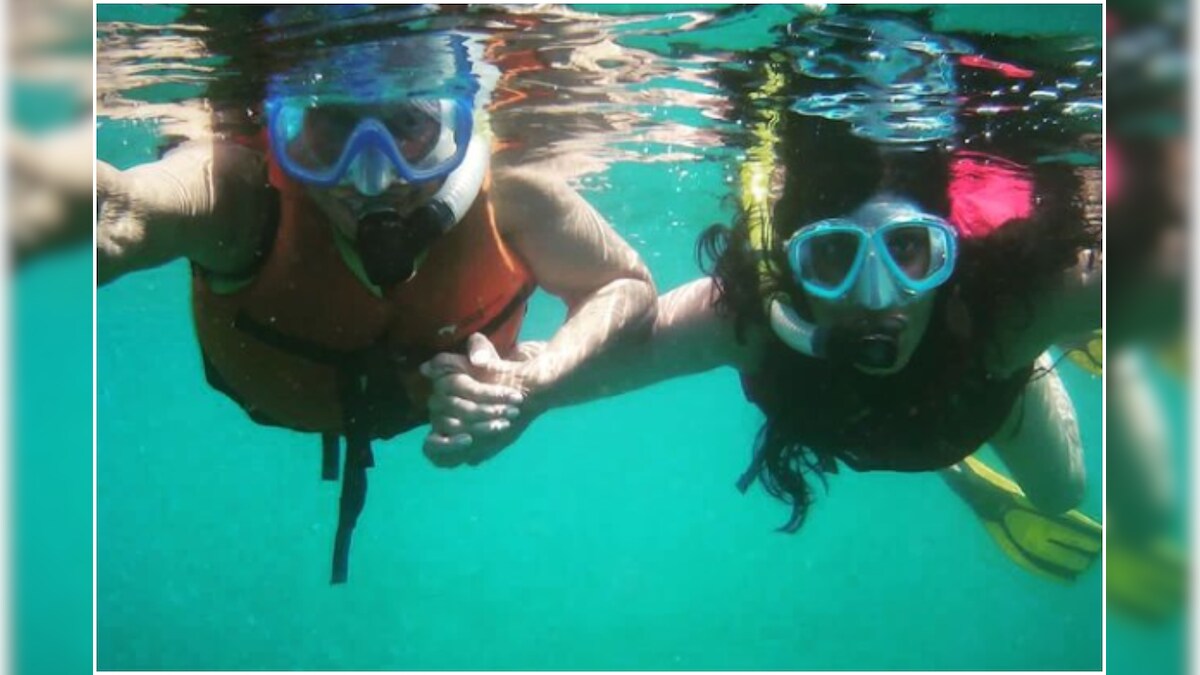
421,16,1105,585
96,28,656,583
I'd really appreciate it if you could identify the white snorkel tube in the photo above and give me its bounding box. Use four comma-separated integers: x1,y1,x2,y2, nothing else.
420,131,490,234
769,296,830,359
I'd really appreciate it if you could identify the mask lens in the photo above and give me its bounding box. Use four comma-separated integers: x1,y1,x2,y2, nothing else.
881,221,953,285
798,230,863,290
882,225,933,280
382,100,457,169
278,105,356,174
271,97,469,185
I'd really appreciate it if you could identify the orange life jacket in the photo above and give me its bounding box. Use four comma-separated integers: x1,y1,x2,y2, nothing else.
193,158,534,439
191,149,534,583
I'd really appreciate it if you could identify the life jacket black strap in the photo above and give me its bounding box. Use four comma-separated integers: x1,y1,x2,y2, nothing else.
233,311,352,367
321,433,340,481
330,432,372,584
216,282,535,584
475,281,536,339
328,358,382,585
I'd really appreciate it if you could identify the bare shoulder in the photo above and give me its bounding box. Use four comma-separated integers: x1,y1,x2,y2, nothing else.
154,138,266,190
149,137,258,169
490,165,565,197
209,138,268,179
121,138,267,215
489,166,590,235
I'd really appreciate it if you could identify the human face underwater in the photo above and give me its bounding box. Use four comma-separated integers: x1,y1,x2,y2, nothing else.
781,193,958,373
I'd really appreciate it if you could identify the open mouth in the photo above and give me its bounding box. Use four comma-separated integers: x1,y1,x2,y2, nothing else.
825,314,909,370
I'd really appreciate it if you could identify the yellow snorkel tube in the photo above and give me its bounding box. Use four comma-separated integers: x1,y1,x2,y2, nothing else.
744,58,834,359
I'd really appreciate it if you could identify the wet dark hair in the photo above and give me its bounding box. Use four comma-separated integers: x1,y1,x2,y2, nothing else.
700,75,1100,532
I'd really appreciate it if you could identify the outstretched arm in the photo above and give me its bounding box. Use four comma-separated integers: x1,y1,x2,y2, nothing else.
421,274,759,466
97,140,271,285
522,276,763,410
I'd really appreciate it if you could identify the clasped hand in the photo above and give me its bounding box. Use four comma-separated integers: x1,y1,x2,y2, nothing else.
420,334,547,468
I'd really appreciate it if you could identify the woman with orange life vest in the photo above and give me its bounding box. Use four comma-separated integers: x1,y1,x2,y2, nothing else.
96,29,656,583
423,16,1107,585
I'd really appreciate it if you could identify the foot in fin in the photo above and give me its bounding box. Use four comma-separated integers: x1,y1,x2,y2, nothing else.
945,456,1102,583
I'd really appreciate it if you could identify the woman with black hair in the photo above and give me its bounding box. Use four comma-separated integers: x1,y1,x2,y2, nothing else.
424,126,1100,577
421,15,1103,584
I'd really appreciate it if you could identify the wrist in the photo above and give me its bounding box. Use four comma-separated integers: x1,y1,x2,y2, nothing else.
514,358,555,417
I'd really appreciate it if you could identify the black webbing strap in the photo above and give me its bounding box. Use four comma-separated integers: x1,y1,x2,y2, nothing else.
329,366,378,585
321,433,340,482
228,286,534,584
330,431,373,585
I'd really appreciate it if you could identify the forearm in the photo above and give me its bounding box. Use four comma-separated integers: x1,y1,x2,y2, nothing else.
519,276,655,409
522,278,749,412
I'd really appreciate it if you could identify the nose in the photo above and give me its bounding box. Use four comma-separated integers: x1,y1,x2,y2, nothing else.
348,146,399,197
853,252,902,310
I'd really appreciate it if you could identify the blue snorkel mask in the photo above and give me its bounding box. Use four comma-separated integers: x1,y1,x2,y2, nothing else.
765,17,968,371
770,201,958,370
265,96,475,195
786,211,958,309
264,32,480,195
263,32,491,287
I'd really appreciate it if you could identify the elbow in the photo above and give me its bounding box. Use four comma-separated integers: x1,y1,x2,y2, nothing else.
632,273,659,339
629,276,661,342
609,274,658,343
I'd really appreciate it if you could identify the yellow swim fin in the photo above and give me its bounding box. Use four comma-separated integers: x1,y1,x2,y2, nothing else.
1108,532,1186,623
1065,329,1103,376
948,457,1103,583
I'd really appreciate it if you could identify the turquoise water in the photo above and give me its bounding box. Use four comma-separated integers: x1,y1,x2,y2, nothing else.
15,249,93,675
96,174,1104,670
1105,357,1189,675
92,4,1121,671
13,68,94,675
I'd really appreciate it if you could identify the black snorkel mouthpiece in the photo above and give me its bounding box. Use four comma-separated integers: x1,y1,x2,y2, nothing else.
855,332,901,370
355,205,449,287
827,316,906,370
